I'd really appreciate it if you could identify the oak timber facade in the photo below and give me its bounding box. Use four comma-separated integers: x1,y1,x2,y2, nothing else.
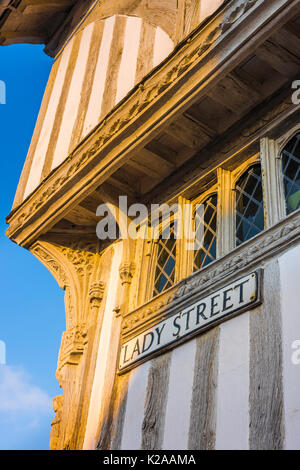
3,0,300,449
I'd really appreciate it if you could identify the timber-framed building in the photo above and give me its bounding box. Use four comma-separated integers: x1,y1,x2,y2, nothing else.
3,0,300,450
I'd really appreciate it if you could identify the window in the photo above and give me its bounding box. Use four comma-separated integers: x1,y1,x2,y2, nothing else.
281,133,300,215
153,222,177,296
193,194,218,272
235,164,264,246
146,128,300,302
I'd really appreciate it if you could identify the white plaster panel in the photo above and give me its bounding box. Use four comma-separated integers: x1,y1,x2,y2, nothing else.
279,244,300,450
162,339,196,450
200,0,224,23
153,26,174,68
51,23,94,170
121,360,151,450
82,16,116,138
115,17,142,104
215,313,250,450
24,42,72,198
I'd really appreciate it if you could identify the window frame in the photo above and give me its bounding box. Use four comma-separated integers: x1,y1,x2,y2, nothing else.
190,185,219,274
145,127,300,303
145,210,180,300
260,125,300,227
277,127,300,217
232,155,264,248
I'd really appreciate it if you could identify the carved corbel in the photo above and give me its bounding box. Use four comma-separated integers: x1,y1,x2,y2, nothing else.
88,281,105,326
119,262,135,286
116,261,135,318
89,281,105,307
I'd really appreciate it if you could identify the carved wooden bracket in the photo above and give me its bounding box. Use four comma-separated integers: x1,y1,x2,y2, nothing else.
30,238,104,450
89,281,105,307
119,262,135,286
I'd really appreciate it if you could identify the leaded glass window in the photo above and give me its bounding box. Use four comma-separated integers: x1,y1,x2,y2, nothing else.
153,222,176,296
281,133,300,215
193,194,217,272
236,164,264,246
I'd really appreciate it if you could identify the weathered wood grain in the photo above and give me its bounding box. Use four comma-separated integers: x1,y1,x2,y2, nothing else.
41,32,82,180
71,21,104,150
188,328,219,450
141,353,171,450
100,16,127,119
249,261,284,450
97,371,130,450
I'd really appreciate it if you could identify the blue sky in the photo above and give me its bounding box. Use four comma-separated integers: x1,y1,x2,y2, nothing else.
0,44,65,449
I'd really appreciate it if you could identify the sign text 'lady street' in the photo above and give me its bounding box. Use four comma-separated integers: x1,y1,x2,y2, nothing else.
119,271,261,371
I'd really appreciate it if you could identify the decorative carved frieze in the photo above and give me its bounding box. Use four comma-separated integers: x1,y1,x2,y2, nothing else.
222,0,260,32
122,208,300,341
31,245,67,289
58,241,97,279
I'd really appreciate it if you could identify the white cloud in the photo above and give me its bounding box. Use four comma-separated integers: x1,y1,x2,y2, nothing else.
0,365,51,413
0,365,53,449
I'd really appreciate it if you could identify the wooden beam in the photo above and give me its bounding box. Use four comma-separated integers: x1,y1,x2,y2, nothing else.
0,30,45,42
127,147,175,180
255,39,300,78
96,182,137,208
79,193,104,215
65,205,98,227
145,139,178,165
183,110,216,137
272,25,300,59
207,72,262,114
165,114,212,149
20,0,73,14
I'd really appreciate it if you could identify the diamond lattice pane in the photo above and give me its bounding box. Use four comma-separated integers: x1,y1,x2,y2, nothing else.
193,194,217,272
153,223,176,296
281,133,300,215
236,164,264,246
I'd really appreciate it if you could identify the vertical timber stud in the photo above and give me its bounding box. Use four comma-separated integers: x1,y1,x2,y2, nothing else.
188,328,219,450
177,196,193,280
175,0,185,43
141,353,171,450
249,261,284,449
97,255,136,449
72,280,106,449
260,138,285,228
98,371,131,450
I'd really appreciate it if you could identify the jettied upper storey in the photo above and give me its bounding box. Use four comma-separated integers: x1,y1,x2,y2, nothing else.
4,0,300,251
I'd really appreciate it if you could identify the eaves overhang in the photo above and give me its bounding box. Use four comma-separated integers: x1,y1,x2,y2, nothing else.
0,0,94,55
5,0,300,248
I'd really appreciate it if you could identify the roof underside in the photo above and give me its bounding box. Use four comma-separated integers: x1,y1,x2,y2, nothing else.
0,0,92,56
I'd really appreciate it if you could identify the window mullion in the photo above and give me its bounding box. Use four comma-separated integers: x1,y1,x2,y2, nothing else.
217,168,235,257
175,196,193,281
260,137,286,227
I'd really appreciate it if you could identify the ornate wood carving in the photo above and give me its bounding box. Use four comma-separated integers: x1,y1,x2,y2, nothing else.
119,262,135,286
31,239,105,449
